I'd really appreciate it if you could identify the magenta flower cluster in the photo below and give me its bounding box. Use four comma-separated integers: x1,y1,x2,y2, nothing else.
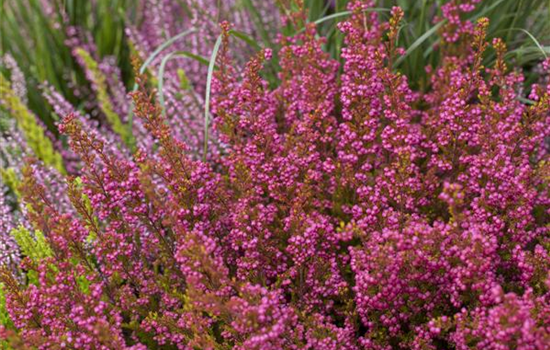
1,1,549,349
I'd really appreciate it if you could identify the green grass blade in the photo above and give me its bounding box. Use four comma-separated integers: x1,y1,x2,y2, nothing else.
394,20,446,67
127,27,198,138
503,28,548,59
158,30,261,121
158,51,210,115
139,27,198,75
203,34,223,161
229,30,262,51
470,0,507,20
158,51,180,117
517,96,536,105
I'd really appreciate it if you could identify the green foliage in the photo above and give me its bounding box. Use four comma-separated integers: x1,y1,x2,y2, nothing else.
0,284,15,350
73,176,99,243
177,69,191,91
10,226,52,287
204,34,224,161
0,74,65,174
1,0,135,129
0,284,14,329
10,226,52,262
0,168,20,198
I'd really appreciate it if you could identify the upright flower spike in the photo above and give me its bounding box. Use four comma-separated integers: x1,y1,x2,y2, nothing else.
387,6,404,65
1,54,27,104
74,48,133,147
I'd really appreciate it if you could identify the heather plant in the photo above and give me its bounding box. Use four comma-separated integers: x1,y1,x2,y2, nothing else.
1,0,550,349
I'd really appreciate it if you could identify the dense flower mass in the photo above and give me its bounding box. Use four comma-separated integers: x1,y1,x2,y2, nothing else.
1,0,549,349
